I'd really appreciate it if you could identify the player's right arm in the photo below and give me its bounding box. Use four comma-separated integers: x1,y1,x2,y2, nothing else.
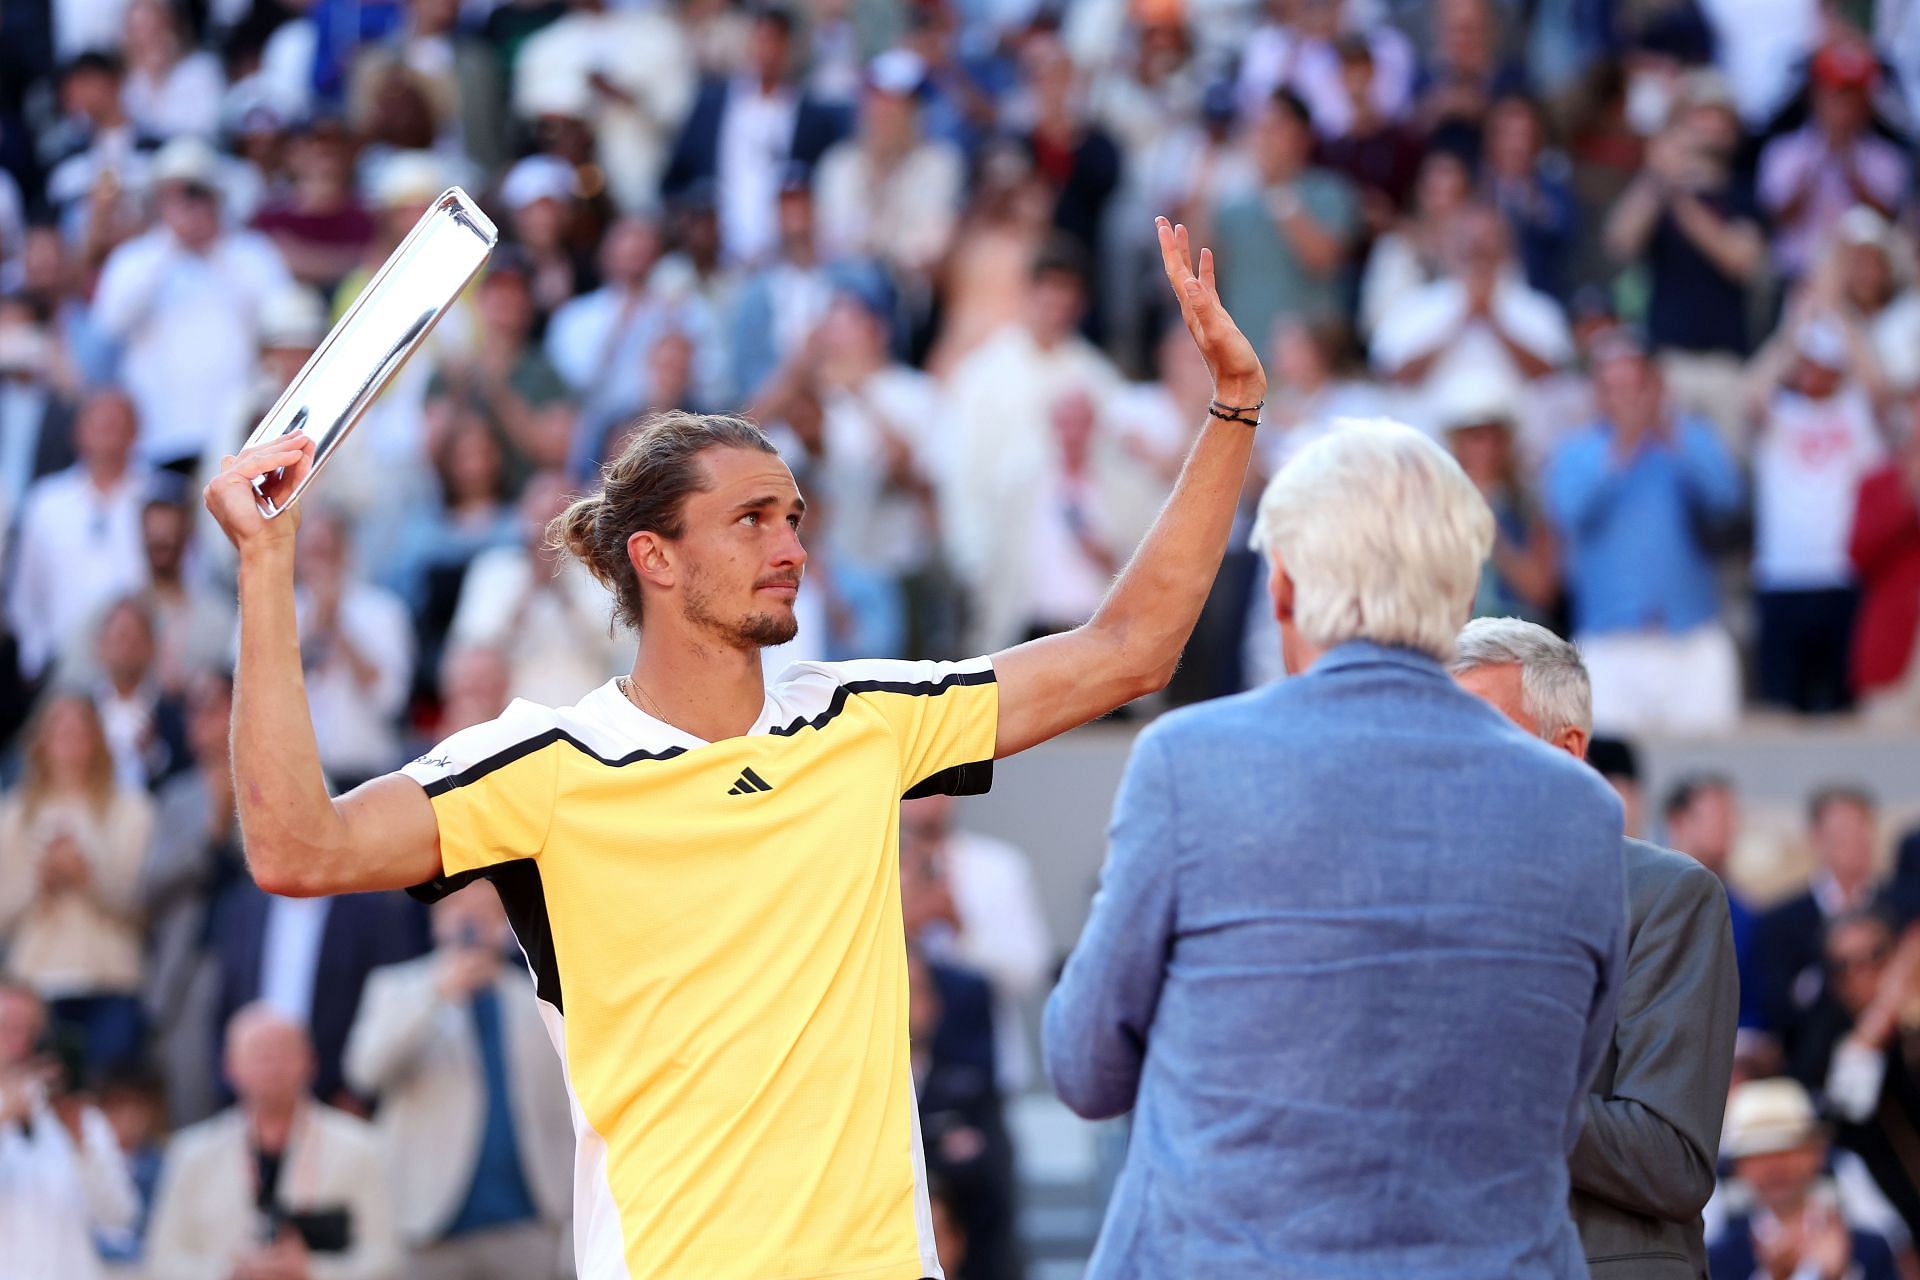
206,438,444,896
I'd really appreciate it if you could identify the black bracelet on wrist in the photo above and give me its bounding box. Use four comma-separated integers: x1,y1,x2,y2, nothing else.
1207,398,1264,427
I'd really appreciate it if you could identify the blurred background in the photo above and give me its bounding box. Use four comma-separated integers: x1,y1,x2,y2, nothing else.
3,0,1920,1275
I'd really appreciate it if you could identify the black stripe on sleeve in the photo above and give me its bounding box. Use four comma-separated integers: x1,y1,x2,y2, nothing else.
767,666,997,739
420,729,687,798
407,859,564,1015
903,758,994,799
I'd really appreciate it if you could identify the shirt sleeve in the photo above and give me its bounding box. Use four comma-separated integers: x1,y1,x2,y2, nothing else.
812,657,999,797
399,699,561,886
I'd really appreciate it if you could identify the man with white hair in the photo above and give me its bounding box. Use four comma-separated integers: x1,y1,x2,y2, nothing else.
1046,421,1628,1278
1452,616,1739,1280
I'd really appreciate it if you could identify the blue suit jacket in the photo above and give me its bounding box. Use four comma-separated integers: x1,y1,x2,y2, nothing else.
1045,641,1628,1279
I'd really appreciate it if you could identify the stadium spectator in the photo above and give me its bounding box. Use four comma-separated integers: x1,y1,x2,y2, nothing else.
0,692,153,1080
1357,146,1473,341
448,470,625,707
1827,206,1920,400
427,644,511,740
512,0,694,215
90,136,292,474
86,595,186,788
1412,0,1527,157
1848,395,1920,714
1603,68,1764,444
814,51,965,290
132,473,233,696
1663,774,1763,1029
6,388,149,680
1481,93,1576,303
140,670,245,1127
547,214,719,470
662,4,848,267
292,507,414,789
1755,787,1885,1061
1545,334,1743,737
1430,364,1559,624
497,154,588,320
726,169,834,403
0,978,139,1280
1709,1076,1898,1280
1746,313,1887,714
1371,203,1572,396
43,53,153,245
940,239,1127,652
1315,34,1424,239
1237,0,1415,139
119,0,222,141
0,314,76,523
249,116,376,292
1757,40,1909,282
901,793,1052,1090
91,1065,166,1269
1211,87,1358,346
1587,735,1645,840
344,883,572,1278
1016,30,1121,312
144,1005,402,1280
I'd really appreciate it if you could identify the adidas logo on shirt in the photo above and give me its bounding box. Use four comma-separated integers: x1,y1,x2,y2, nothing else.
727,767,774,796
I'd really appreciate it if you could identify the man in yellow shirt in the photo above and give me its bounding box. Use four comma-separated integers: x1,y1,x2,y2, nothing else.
202,221,1265,1280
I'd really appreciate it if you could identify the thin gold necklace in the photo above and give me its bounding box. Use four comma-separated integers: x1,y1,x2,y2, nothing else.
618,674,668,723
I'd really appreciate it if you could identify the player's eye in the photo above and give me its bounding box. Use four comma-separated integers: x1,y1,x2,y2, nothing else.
739,512,759,527
787,514,802,530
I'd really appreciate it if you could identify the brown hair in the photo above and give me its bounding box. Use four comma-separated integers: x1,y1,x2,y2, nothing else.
550,411,777,630
18,690,118,823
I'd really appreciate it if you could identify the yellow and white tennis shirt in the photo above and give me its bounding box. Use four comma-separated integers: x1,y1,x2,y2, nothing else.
400,657,998,1280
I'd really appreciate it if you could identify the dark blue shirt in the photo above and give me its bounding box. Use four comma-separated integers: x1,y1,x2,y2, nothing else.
444,987,538,1237
1645,180,1762,356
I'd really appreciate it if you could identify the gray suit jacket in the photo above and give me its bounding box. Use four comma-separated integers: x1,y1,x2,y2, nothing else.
1571,839,1739,1279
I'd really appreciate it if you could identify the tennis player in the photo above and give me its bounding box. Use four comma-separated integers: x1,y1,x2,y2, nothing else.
203,220,1265,1280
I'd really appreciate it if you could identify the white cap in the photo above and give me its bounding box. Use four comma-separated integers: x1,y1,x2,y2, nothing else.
1426,359,1523,432
152,136,222,190
367,150,446,210
259,286,328,350
1798,314,1850,369
867,48,927,97
1724,1077,1821,1158
0,324,49,375
1838,204,1894,253
499,155,575,212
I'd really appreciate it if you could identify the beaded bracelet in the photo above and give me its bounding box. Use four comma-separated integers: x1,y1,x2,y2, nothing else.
1207,399,1264,427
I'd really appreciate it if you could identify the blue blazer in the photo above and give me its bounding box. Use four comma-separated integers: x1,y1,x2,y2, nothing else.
1045,641,1628,1279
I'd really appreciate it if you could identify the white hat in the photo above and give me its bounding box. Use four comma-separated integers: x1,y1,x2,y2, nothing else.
0,324,49,375
867,48,927,97
1426,359,1523,432
499,155,575,212
1724,1077,1821,1158
1838,204,1894,253
1798,314,1850,370
367,151,446,210
151,136,222,190
258,286,328,350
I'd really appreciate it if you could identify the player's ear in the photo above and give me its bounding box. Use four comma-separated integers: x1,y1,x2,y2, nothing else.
627,530,676,591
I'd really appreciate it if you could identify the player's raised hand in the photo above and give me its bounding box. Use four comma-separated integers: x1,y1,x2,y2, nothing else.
203,433,316,554
1157,216,1267,409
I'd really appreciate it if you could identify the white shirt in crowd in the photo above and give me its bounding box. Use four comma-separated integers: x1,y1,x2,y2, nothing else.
717,79,799,266
1753,386,1886,591
812,140,965,276
123,52,227,140
54,0,132,58
449,550,625,709
1022,470,1115,632
91,226,292,467
1870,291,1920,395
294,582,415,783
817,366,945,576
0,1094,138,1280
917,830,1053,1091
94,679,164,790
259,895,333,1030
1235,18,1415,137
5,465,150,678
514,7,696,214
1369,275,1574,395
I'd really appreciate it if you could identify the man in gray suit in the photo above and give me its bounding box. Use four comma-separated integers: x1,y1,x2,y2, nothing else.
1045,421,1628,1278
1453,617,1739,1280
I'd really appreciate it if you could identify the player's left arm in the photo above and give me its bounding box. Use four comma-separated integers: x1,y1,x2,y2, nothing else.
993,217,1267,759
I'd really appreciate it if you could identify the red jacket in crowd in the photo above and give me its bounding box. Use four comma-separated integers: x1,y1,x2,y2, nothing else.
1849,463,1920,694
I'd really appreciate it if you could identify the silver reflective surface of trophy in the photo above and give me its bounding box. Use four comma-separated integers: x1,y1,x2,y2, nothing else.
243,187,498,516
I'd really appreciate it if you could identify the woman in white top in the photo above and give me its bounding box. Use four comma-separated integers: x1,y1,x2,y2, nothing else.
0,692,154,1082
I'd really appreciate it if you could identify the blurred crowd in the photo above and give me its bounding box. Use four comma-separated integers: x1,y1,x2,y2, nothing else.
1,0,1920,1275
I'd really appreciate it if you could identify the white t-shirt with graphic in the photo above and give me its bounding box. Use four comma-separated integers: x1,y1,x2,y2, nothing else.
1754,386,1886,591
